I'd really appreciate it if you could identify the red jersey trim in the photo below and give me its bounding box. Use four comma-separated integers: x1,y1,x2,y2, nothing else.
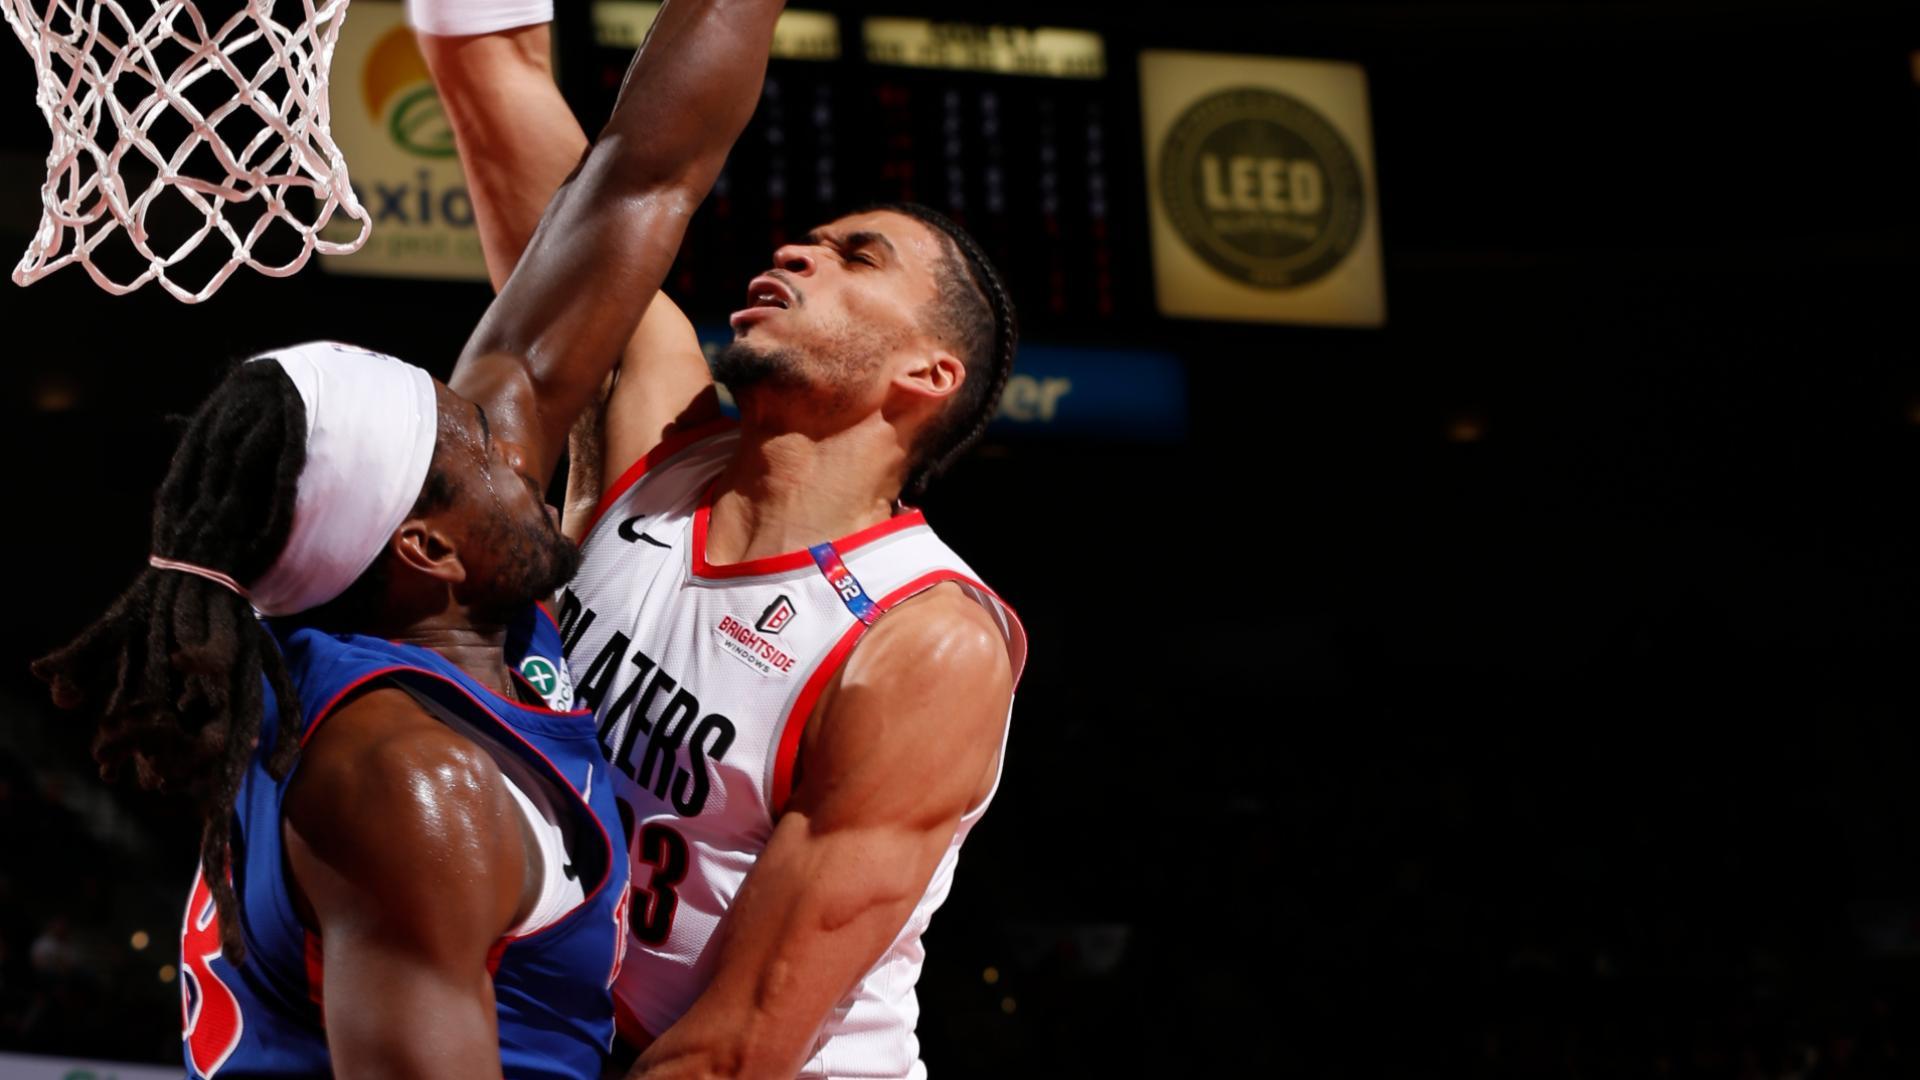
691,485,930,581
304,931,325,1012
614,993,657,1051
583,418,738,537
769,570,1013,815
364,644,592,721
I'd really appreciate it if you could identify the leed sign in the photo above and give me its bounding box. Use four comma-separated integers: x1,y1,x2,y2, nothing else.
1142,51,1384,327
1160,87,1365,289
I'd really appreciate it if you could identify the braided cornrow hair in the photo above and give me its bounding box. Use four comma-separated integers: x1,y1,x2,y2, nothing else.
858,202,1019,502
33,360,308,961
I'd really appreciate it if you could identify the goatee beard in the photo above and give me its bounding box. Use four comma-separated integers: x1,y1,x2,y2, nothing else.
471,513,583,625
710,339,806,395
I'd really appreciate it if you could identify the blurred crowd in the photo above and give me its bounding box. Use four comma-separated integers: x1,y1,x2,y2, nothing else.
0,749,182,1062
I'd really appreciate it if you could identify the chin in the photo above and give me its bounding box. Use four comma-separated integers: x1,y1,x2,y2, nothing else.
711,339,806,394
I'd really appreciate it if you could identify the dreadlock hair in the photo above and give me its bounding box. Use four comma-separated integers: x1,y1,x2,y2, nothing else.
857,202,1018,502
33,360,309,962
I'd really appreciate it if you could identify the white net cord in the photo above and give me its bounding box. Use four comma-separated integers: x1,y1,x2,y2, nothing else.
0,0,371,302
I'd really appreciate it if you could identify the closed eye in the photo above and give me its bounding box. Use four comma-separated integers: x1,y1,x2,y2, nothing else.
840,230,895,268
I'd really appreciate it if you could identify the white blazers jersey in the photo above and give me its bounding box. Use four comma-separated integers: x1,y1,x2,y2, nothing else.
556,421,1026,1080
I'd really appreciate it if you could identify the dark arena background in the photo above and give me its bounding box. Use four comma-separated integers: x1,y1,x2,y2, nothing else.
2,1,1918,1076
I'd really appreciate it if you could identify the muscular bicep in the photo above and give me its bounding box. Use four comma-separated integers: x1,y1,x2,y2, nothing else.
451,178,699,485
791,610,1010,844
631,589,1013,1077
283,690,526,1079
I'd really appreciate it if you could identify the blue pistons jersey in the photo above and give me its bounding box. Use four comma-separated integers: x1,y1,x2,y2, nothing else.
178,606,630,1079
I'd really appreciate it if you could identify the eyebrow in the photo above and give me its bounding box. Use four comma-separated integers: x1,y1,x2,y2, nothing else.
805,229,897,260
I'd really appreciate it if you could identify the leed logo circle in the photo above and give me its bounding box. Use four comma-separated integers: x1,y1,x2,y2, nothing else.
1159,87,1365,289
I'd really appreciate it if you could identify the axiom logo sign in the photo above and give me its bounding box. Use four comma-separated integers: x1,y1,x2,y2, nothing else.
1158,86,1365,289
364,27,457,159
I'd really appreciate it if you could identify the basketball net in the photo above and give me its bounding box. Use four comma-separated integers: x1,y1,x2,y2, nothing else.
0,0,371,302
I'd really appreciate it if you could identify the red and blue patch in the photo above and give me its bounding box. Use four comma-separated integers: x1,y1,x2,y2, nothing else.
809,542,878,625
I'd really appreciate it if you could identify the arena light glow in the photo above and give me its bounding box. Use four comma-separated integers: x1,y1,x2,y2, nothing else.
863,18,1105,79
594,3,841,60
1447,415,1487,444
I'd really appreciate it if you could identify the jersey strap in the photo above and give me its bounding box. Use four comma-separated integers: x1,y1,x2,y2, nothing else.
808,541,878,625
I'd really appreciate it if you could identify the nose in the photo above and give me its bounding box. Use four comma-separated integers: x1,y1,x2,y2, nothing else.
770,243,816,276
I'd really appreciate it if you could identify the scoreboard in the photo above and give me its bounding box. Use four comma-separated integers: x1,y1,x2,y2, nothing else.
563,7,1149,331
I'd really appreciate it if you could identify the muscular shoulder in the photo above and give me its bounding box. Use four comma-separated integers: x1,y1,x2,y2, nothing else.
284,685,525,936
798,584,1013,823
288,686,509,837
840,582,1010,696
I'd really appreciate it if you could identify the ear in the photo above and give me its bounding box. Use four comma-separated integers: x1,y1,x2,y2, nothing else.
389,516,467,587
895,349,967,406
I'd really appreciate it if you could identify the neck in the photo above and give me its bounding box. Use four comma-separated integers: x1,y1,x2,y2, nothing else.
388,613,517,699
707,418,905,565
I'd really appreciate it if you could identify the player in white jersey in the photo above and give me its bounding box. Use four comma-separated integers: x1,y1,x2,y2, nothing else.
420,8,1027,1078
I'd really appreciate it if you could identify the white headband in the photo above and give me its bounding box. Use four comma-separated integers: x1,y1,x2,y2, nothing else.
241,342,440,616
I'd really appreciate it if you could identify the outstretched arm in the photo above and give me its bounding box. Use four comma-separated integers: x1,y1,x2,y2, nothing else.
419,22,717,536
630,588,1015,1078
445,0,781,490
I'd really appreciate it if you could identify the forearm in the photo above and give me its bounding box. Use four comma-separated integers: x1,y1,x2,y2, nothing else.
630,815,946,1079
601,0,784,175
417,26,587,292
323,959,503,1080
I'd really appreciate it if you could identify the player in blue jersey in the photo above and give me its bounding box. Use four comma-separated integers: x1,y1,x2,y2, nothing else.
32,2,788,1077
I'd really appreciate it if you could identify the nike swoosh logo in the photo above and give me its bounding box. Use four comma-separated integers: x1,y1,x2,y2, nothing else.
618,516,671,547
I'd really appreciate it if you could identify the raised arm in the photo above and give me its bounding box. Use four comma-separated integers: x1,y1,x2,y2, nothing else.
282,689,530,1079
630,587,1015,1078
418,20,718,533
445,0,782,489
